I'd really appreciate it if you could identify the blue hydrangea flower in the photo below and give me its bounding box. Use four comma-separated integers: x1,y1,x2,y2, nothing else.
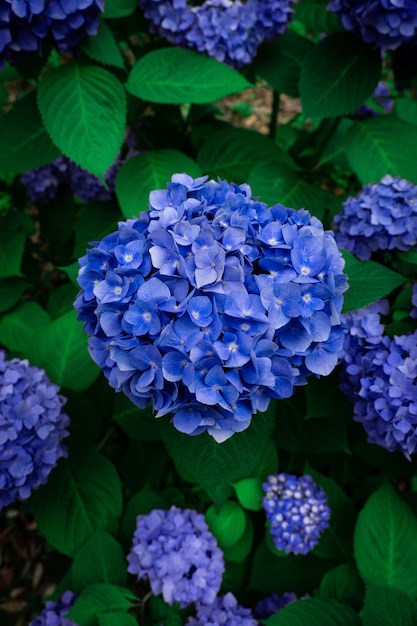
0,0,104,66
354,80,394,119
74,174,348,442
186,592,257,625
0,351,70,509
29,591,76,626
127,506,225,608
411,284,417,319
328,0,417,50
333,175,417,261
262,473,331,555
140,0,295,68
21,155,120,205
253,592,299,620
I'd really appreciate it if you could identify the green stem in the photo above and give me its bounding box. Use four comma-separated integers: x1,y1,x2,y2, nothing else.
96,426,116,452
269,90,280,141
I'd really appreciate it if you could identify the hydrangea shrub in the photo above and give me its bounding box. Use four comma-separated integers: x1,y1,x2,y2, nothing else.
0,0,416,624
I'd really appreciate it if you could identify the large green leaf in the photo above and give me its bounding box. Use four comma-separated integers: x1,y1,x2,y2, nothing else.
72,532,127,591
103,0,139,17
248,162,338,220
198,128,297,183
127,48,251,104
0,91,60,174
342,251,406,313
99,614,138,626
0,211,31,279
38,62,126,179
205,500,246,549
74,201,121,259
265,597,361,625
253,33,314,97
67,584,133,626
0,277,30,313
115,150,201,218
31,451,123,557
81,20,125,69
158,404,276,506
345,117,417,185
299,33,381,118
362,583,417,626
354,482,417,596
319,563,364,611
294,0,342,33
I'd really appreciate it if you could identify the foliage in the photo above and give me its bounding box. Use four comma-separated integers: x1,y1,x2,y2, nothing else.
0,1,416,624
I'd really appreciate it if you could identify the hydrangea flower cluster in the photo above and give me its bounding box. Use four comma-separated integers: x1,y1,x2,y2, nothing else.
21,155,120,205
74,174,347,442
262,473,331,555
411,284,417,319
254,592,299,620
327,0,417,50
29,591,76,626
140,0,295,68
186,592,257,625
0,0,104,67
354,81,394,119
333,175,417,261
0,351,70,509
127,506,224,607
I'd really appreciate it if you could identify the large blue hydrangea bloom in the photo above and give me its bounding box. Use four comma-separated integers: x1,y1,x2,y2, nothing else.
0,351,70,509
0,0,104,67
186,592,257,625
262,473,331,555
29,591,76,626
74,174,347,442
254,592,299,620
333,175,417,261
140,0,294,68
21,155,120,205
328,0,417,50
127,506,225,607
340,304,417,459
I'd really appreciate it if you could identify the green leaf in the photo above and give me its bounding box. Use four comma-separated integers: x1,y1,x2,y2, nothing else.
252,437,279,479
158,404,276,506
99,614,138,626
113,395,160,441
362,583,417,626
74,201,121,259
72,532,127,592
31,451,123,557
115,150,201,218
233,477,263,511
222,515,254,563
342,251,406,313
345,117,417,185
253,33,314,97
354,482,417,596
396,97,417,127
294,0,342,33
299,33,381,118
0,277,30,313
38,62,126,179
0,91,60,174
121,484,167,542
81,20,125,69
198,128,297,184
126,48,251,104
265,597,361,625
67,584,133,626
319,563,364,611
0,301,50,355
103,0,137,17
248,162,337,220
0,212,30,278
205,500,246,549
275,410,350,454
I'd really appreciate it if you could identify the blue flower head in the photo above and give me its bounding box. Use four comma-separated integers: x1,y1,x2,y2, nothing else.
333,175,417,260
0,351,70,509
254,592,299,620
127,506,225,608
262,473,331,555
140,0,295,68
29,591,76,626
328,0,417,50
186,592,257,625
74,174,348,442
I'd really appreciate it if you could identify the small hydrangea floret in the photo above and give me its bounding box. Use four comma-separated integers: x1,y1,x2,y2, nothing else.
186,592,257,625
328,0,417,50
140,0,295,67
29,591,76,626
333,175,417,261
74,174,347,442
262,473,331,555
127,506,225,608
0,351,70,509
254,592,299,620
